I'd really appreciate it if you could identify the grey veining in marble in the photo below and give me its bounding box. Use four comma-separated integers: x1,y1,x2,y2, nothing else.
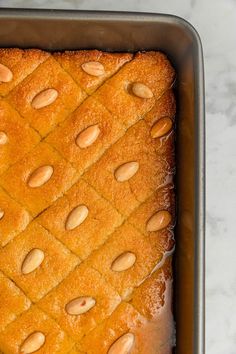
1,0,236,353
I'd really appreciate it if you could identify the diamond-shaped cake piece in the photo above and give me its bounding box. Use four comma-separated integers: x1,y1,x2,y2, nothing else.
0,222,79,302
0,306,74,354
0,187,30,247
0,142,78,216
87,223,164,299
110,52,175,98
0,271,31,332
94,52,175,128
38,263,121,341
54,50,132,94
127,186,175,253
37,179,123,260
84,120,174,216
8,57,86,136
80,302,145,354
130,257,174,353
130,257,172,319
94,81,154,129
46,97,125,176
0,48,49,96
144,89,176,127
0,99,40,174
81,299,174,354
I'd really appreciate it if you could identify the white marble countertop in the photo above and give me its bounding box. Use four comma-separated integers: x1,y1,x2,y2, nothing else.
1,0,236,353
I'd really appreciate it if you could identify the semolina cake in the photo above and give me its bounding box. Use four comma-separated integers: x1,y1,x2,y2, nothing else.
0,48,175,354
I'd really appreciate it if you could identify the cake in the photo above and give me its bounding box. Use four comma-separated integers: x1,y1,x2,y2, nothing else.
0,48,176,354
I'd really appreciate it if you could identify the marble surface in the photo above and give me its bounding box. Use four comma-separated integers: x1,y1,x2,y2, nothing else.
1,0,236,353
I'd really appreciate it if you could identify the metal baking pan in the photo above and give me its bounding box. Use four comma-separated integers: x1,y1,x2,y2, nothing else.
0,8,205,354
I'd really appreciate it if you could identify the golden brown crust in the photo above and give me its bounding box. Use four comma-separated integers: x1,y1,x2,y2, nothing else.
38,263,121,341
130,257,175,354
81,258,174,354
67,345,85,354
0,48,49,97
54,50,133,94
94,51,175,128
87,223,165,299
130,257,173,319
144,89,176,126
0,306,74,354
0,142,78,216
0,99,40,174
36,179,123,259
83,120,175,216
46,97,125,176
7,57,86,136
0,271,31,332
0,49,175,354
127,186,175,253
0,187,30,247
0,222,79,302
80,302,145,354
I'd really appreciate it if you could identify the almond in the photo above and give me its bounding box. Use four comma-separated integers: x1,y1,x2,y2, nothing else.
115,162,139,182
21,249,45,274
0,63,13,83
108,333,135,354
132,82,153,99
76,124,101,149
111,252,136,272
20,332,45,353
81,61,105,76
31,88,58,109
65,296,96,315
0,209,4,220
0,131,8,145
28,165,53,188
151,117,173,138
65,205,89,230
146,210,171,232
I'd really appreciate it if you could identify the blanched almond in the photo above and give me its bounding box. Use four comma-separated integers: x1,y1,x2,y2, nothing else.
0,63,13,83
81,61,105,76
21,249,45,274
65,205,89,230
111,252,136,272
146,210,171,232
0,209,4,220
20,332,45,353
65,296,96,315
151,117,173,138
108,333,135,354
132,82,153,99
0,131,8,145
115,162,139,182
31,88,58,109
28,165,53,188
76,124,101,148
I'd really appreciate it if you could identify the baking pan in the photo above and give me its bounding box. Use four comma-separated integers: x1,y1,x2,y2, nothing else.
0,8,205,354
